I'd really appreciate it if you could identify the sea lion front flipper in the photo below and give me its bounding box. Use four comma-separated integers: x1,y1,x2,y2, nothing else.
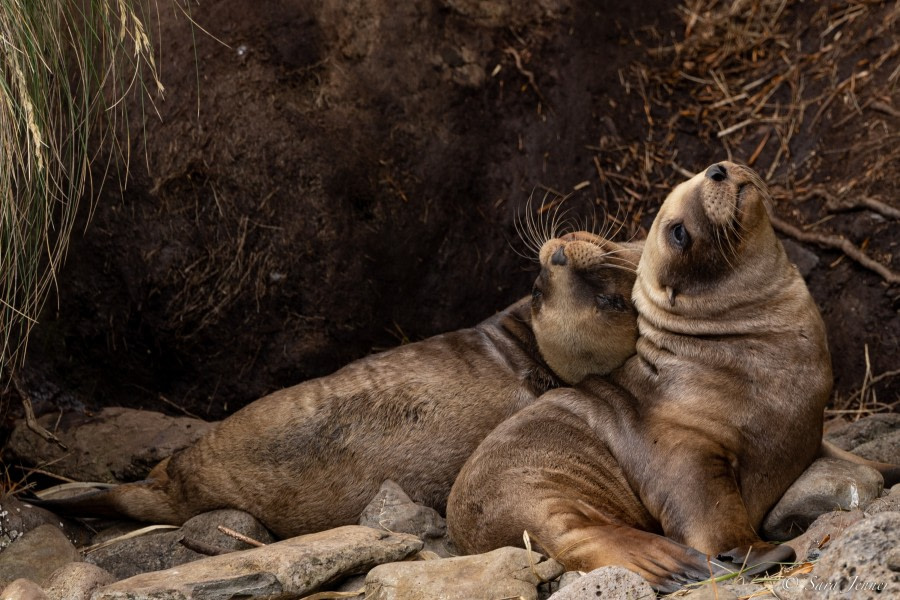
548,523,735,594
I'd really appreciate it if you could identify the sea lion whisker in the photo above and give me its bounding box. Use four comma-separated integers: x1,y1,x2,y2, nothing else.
597,262,638,275
513,204,542,259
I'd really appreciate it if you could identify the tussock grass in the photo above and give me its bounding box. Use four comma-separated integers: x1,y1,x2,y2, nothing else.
0,0,163,377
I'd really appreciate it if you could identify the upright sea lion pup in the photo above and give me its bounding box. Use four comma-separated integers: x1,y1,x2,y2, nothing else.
448,162,833,591
39,232,641,538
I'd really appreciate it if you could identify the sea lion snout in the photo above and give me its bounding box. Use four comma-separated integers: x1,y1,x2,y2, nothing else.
551,246,567,266
700,161,741,226
705,163,728,182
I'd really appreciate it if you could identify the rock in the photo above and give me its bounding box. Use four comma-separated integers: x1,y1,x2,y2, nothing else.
359,480,454,557
546,566,654,599
679,584,739,600
772,575,811,600
84,529,184,580
724,582,774,598
556,571,583,590
0,579,48,600
87,511,272,579
0,525,80,588
781,238,819,278
0,496,91,551
824,414,900,452
807,512,899,598
852,429,900,464
892,483,900,495
785,509,865,562
7,408,215,483
864,493,900,516
91,526,421,599
43,563,114,600
180,509,276,552
86,508,275,580
762,458,882,541
366,546,563,600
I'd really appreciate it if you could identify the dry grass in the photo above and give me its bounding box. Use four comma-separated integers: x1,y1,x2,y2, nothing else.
0,0,164,380
592,0,899,284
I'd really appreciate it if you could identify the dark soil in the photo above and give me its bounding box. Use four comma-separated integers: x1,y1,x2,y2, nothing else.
5,0,898,426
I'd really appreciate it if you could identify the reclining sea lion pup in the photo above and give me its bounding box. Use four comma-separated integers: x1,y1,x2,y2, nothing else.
447,162,833,591
38,232,641,538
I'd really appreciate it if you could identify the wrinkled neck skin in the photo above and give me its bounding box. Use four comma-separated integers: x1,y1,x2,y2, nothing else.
636,222,798,337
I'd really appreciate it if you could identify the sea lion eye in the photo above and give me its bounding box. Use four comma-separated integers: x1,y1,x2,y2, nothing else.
531,285,543,310
670,222,690,250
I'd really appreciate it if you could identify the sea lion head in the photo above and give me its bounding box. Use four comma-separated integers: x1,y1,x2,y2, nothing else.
639,161,782,314
531,232,640,384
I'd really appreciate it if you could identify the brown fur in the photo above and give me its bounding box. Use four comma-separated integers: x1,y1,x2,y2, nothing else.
447,162,833,592
43,233,641,538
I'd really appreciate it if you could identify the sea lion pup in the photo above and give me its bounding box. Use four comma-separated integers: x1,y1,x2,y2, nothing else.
447,162,832,592
39,232,641,538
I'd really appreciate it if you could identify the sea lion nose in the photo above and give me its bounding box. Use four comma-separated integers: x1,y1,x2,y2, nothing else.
551,246,567,266
706,163,728,182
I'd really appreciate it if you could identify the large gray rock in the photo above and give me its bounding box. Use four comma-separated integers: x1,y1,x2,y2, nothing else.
43,563,114,600
91,526,421,599
809,512,900,598
359,480,453,557
546,566,654,600
0,578,48,600
852,429,900,464
7,408,215,483
86,509,276,579
785,509,865,562
762,458,883,541
0,525,80,588
365,546,563,600
0,496,91,551
825,414,900,453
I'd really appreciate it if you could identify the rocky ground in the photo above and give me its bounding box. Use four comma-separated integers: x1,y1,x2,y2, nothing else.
0,410,897,599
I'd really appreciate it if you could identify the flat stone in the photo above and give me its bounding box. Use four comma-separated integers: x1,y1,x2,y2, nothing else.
762,458,882,541
784,509,865,562
86,509,275,580
91,525,421,599
366,546,563,600
808,512,899,598
7,408,215,483
547,566,654,599
85,530,184,580
0,579,48,600
43,562,114,600
0,525,80,588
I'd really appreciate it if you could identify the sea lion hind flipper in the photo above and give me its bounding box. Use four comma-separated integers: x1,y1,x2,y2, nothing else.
29,480,182,525
715,541,795,578
819,440,900,487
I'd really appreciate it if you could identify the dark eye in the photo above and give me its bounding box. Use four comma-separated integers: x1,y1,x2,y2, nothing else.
670,222,690,250
531,286,543,301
